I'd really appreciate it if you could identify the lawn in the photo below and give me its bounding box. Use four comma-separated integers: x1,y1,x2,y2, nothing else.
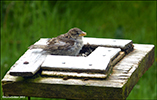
1,1,156,100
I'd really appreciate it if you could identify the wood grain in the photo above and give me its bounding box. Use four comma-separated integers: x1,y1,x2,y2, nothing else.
8,37,133,77
9,49,47,77
41,51,125,79
2,44,154,99
41,47,121,73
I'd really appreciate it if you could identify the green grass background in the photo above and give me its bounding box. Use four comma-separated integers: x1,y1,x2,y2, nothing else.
1,1,156,100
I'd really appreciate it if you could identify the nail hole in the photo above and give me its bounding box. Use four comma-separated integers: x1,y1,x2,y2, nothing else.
89,64,92,66
103,55,106,57
108,50,111,52
113,40,116,42
62,62,66,64
23,61,29,64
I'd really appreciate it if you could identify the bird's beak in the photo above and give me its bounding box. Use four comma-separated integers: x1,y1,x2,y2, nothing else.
79,32,87,36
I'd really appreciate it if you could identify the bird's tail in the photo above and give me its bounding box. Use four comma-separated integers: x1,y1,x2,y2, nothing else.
29,45,47,50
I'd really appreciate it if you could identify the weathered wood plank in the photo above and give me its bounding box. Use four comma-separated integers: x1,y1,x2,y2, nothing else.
122,44,155,98
8,38,49,77
8,37,133,77
83,37,132,49
2,44,154,99
34,37,133,49
9,49,47,77
41,47,120,73
2,79,123,99
83,37,134,53
41,52,125,79
41,47,123,79
36,37,134,53
42,71,108,78
41,51,125,79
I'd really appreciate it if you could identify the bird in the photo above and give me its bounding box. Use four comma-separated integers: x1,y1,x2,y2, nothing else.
29,28,87,56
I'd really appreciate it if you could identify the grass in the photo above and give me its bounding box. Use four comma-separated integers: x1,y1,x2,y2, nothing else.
1,1,156,100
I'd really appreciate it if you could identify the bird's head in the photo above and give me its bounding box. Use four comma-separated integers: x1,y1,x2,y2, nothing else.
67,28,87,39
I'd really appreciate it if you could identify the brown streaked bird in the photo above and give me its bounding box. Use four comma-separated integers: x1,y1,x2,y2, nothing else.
29,28,87,56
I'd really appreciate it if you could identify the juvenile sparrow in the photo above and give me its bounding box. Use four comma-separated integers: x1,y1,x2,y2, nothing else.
29,28,87,56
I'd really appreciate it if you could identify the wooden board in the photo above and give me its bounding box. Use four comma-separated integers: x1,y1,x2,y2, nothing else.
83,37,133,53
41,51,125,79
9,38,48,77
2,44,154,99
34,37,133,49
9,49,47,77
41,47,122,79
41,47,120,73
8,37,133,77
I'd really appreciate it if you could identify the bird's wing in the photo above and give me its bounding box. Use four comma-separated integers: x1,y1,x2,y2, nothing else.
45,35,75,51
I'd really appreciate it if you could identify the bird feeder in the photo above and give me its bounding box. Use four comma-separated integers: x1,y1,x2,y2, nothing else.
2,37,154,100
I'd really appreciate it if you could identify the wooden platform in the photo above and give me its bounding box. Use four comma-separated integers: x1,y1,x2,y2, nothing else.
1,38,154,99
9,37,133,77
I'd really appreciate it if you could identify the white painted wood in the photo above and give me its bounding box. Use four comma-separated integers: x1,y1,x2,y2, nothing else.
35,37,133,49
41,47,121,74
8,37,132,77
9,49,47,77
83,37,132,49
88,47,121,59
